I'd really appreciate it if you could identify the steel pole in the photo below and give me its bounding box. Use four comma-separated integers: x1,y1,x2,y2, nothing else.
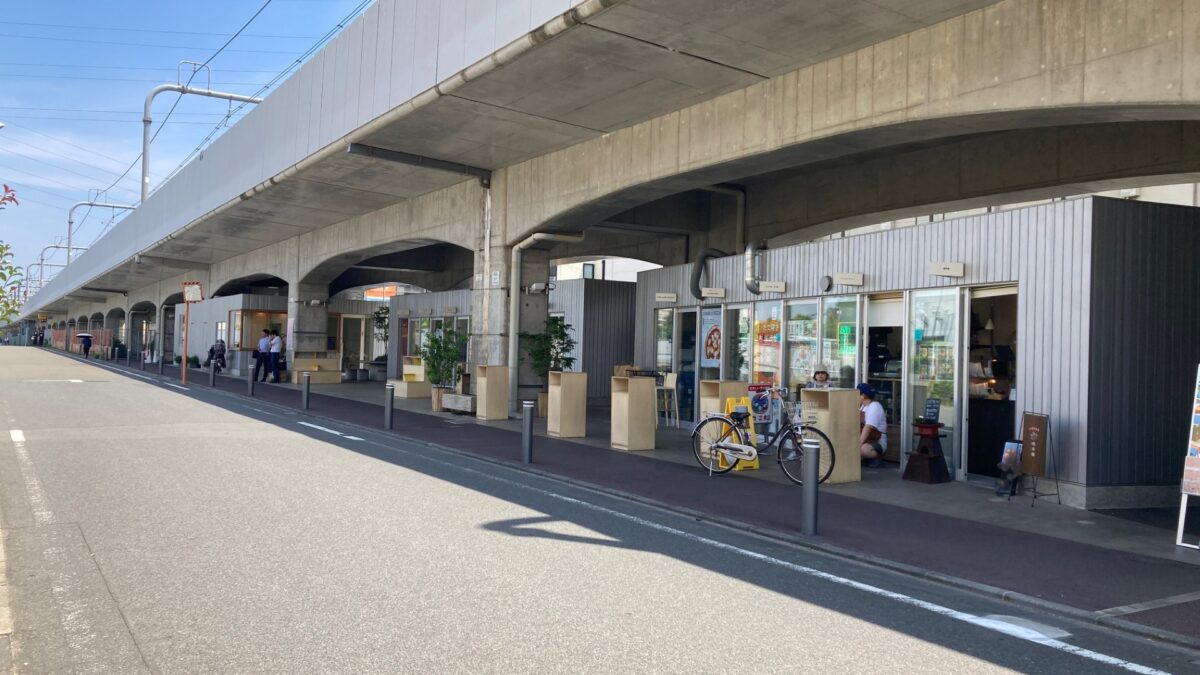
209,361,217,387
801,438,820,535
301,372,310,410
247,364,255,396
67,203,133,264
384,384,395,429
521,400,535,463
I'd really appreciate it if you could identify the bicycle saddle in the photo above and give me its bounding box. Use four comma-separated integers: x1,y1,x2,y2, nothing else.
729,410,751,423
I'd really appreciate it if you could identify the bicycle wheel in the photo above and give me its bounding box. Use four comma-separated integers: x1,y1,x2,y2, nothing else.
692,417,744,474
778,424,836,485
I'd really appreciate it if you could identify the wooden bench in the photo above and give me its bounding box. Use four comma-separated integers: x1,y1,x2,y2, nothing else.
442,393,476,414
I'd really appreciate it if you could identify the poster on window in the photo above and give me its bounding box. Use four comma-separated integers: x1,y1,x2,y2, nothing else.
1183,365,1200,496
700,307,721,369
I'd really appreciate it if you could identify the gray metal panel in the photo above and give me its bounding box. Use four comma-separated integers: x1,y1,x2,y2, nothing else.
637,199,1095,483
582,279,637,398
388,289,473,316
1088,198,1200,487
549,279,586,373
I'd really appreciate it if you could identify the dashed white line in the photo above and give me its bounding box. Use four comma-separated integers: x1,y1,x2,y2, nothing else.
163,383,190,391
10,429,54,526
354,434,1168,675
296,421,361,441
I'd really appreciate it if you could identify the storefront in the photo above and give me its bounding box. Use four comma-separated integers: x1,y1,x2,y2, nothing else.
634,197,1200,508
386,289,473,381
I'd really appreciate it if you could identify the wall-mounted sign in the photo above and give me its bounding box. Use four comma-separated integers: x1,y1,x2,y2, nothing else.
701,287,726,299
929,261,965,278
760,281,786,293
443,306,458,315
474,273,483,286
832,273,864,286
490,271,501,287
654,292,678,303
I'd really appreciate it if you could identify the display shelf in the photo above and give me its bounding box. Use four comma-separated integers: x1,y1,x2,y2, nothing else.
611,376,655,451
548,371,587,438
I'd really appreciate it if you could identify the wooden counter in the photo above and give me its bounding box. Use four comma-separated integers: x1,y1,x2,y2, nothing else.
800,387,861,483
611,376,655,451
548,371,587,438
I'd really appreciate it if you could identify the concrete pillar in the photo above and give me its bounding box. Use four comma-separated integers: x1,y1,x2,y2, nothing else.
286,282,330,355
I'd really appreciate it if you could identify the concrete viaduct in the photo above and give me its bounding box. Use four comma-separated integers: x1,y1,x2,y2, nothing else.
19,0,1200,390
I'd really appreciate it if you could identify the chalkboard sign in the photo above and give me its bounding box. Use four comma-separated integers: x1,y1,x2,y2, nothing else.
923,398,941,424
1021,412,1050,477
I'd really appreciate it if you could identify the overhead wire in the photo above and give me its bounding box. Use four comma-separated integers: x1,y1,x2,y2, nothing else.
162,0,373,184
87,0,277,241
0,73,271,85
0,62,279,73
0,32,299,54
2,20,318,39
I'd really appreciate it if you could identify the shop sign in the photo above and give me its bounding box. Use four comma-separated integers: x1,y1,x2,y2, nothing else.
929,261,965,278
832,273,864,286
1020,412,1050,478
701,287,726,299
837,322,855,356
760,281,786,293
1183,365,1200,496
700,307,721,368
654,292,678,303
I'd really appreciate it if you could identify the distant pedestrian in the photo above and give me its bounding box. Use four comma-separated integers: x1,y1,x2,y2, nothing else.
81,335,92,358
207,339,227,374
254,329,270,382
268,329,282,383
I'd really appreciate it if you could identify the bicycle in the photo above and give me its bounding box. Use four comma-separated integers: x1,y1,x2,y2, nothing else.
691,387,835,485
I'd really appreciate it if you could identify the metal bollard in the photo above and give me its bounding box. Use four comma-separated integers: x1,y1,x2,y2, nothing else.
158,356,165,375
247,366,255,396
521,400,534,464
801,438,821,535
209,364,217,387
384,384,395,430
301,372,311,410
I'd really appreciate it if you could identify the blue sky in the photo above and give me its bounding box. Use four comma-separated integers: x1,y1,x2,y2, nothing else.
0,0,368,281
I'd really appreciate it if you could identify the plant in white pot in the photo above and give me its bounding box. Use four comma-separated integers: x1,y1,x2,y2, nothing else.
520,316,577,418
419,328,466,412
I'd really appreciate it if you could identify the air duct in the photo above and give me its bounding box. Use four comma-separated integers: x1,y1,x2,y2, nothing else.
690,248,729,300
744,240,768,294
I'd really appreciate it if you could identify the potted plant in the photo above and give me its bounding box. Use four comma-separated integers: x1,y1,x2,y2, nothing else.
419,328,466,412
520,316,577,417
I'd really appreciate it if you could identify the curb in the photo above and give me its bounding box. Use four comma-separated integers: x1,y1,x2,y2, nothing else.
54,348,1200,654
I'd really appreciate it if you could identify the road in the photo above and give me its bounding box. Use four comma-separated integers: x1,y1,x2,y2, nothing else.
0,347,1194,674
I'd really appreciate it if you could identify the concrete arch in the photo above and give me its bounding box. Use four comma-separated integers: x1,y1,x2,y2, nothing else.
501,0,1200,242
212,273,288,298
87,313,102,328
298,239,474,296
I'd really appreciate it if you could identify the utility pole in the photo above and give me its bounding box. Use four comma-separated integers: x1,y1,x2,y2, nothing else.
68,203,134,264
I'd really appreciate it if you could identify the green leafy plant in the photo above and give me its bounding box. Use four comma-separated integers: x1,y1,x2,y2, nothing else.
419,328,467,388
174,355,182,365
0,241,23,326
519,316,577,389
372,305,389,343
186,355,200,367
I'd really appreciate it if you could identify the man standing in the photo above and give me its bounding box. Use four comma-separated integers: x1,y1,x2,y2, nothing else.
254,329,270,382
268,329,282,383
81,334,92,359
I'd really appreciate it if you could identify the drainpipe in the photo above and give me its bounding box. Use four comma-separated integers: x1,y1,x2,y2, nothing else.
701,185,746,253
744,240,768,294
508,232,585,412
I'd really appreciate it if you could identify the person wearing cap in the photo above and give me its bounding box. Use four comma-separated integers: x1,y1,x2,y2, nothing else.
806,370,831,388
857,383,887,467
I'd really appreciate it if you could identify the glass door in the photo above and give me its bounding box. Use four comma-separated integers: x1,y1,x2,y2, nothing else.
907,288,961,475
786,299,819,390
676,310,698,422
822,295,859,388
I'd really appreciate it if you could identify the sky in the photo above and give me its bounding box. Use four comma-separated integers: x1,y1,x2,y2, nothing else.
0,0,370,286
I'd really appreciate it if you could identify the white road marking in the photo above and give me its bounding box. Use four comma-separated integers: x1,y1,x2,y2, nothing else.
163,383,190,391
1099,590,1200,617
21,379,84,383
296,422,361,441
359,436,1167,675
248,407,279,417
9,429,54,526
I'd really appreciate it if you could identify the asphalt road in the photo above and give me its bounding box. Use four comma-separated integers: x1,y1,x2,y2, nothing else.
0,347,1195,674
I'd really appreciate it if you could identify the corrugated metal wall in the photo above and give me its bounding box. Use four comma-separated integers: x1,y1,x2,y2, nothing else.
635,198,1094,484
549,279,586,371
386,289,473,378
551,279,638,398
1088,198,1200,487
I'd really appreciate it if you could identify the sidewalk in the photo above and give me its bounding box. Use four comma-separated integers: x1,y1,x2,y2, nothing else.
99,356,1200,645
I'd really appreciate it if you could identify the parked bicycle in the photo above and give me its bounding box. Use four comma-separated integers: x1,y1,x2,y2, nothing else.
691,387,835,485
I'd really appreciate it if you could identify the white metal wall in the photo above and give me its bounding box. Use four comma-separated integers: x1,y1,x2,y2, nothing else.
635,198,1094,484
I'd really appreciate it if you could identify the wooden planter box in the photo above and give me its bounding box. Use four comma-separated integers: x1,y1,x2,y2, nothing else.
800,387,861,484
548,371,587,438
476,365,509,421
611,376,655,451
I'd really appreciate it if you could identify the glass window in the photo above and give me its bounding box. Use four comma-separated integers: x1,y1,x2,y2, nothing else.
823,296,858,388
655,309,673,371
724,306,751,381
230,311,243,350
582,263,595,279
215,321,227,344
398,318,409,358
752,302,782,386
326,316,340,351
455,316,470,361
786,300,819,387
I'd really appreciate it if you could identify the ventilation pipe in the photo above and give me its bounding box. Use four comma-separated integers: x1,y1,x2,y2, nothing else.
744,240,768,294
508,231,585,412
690,248,729,300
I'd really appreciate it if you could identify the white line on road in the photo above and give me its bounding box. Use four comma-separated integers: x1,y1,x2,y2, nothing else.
9,429,54,526
360,436,1167,675
163,383,190,391
20,379,84,383
297,421,361,441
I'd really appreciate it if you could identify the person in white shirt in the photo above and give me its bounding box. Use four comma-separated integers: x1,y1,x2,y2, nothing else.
858,383,887,467
268,329,283,383
254,329,271,382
